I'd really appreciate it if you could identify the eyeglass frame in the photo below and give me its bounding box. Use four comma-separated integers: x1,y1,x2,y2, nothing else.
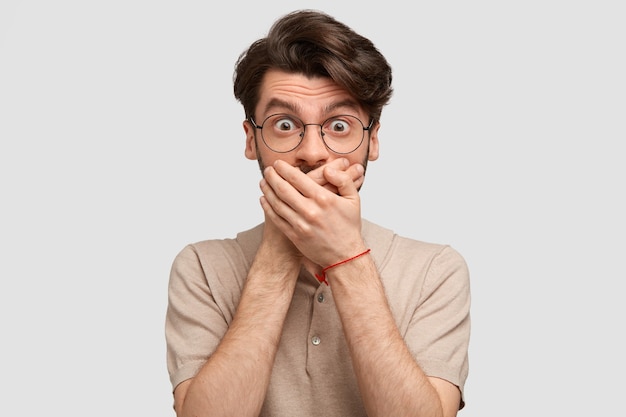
248,113,375,154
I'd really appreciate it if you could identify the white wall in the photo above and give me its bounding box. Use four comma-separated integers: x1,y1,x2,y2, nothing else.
1,1,624,415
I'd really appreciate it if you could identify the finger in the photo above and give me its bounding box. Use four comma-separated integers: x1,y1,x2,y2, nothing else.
306,159,364,192
308,158,349,186
260,172,295,214
261,166,312,229
259,194,290,230
259,176,297,232
323,164,362,198
271,160,327,200
344,163,365,190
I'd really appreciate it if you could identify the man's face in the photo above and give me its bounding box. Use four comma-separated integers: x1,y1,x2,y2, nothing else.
244,69,379,175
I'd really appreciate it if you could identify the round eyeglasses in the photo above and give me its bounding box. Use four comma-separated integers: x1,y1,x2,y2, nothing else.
249,113,374,154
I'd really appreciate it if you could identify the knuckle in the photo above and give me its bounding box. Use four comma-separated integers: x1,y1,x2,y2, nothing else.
301,206,320,221
316,193,332,207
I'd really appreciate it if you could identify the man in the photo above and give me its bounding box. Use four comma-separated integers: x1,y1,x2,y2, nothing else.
166,9,470,417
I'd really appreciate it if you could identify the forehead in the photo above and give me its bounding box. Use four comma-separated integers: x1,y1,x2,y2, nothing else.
256,69,362,117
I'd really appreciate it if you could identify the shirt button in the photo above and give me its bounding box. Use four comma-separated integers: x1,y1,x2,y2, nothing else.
317,293,325,303
311,336,321,346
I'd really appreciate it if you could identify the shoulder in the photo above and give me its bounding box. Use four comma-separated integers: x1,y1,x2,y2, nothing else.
362,219,469,295
169,223,263,288
362,219,467,269
173,223,263,267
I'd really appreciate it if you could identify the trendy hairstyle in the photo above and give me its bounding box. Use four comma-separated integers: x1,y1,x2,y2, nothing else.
233,9,393,123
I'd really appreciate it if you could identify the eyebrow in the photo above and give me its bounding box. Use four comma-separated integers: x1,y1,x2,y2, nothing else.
262,98,362,118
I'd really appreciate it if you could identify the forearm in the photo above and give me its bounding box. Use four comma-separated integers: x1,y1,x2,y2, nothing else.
177,254,299,417
329,257,444,417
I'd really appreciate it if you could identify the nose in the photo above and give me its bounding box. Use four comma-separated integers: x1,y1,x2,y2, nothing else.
295,124,330,166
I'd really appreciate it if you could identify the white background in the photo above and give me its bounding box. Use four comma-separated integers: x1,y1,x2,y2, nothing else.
1,1,624,416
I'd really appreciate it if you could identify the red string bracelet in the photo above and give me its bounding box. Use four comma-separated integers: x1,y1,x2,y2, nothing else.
315,249,371,286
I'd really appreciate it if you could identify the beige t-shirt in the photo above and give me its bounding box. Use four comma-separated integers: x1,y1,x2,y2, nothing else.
166,219,471,415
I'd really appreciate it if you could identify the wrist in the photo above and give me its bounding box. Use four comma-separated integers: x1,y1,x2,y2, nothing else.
315,248,371,286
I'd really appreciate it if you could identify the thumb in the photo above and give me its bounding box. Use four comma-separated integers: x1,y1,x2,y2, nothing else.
324,163,363,197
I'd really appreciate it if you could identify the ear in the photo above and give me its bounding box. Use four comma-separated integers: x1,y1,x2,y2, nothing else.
243,120,258,160
367,121,380,161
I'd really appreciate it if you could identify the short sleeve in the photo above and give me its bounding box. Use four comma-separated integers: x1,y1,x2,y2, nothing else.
405,245,471,407
165,244,230,391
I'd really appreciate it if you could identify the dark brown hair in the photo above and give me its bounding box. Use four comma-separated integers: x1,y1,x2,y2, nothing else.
233,9,393,122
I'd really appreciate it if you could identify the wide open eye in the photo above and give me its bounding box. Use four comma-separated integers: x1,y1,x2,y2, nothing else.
324,116,356,137
269,115,300,134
